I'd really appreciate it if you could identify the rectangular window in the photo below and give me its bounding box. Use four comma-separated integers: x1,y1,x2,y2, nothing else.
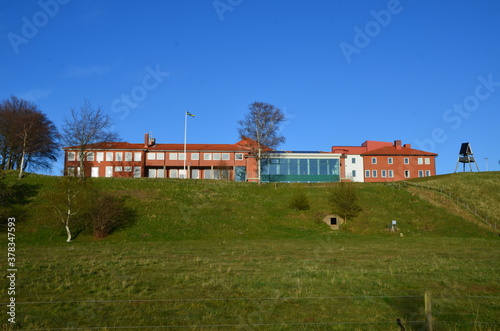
204,169,214,179
125,152,132,162
418,170,424,177
156,153,165,160
86,152,94,161
66,166,75,176
124,166,132,172
388,157,393,164
191,169,200,179
157,169,165,178
148,169,157,178
147,153,156,160
389,170,394,178
222,153,230,160
67,152,76,161
381,170,387,178
115,166,122,172
404,170,410,178
213,153,221,160
425,158,430,165
170,169,178,178
352,158,356,164
404,157,409,164
191,153,199,160
178,153,186,161
372,170,377,178
365,170,370,178
134,152,142,162
371,157,377,164
425,170,431,177
418,157,423,165
106,152,113,161
352,170,357,177
204,153,212,160
116,152,123,161
97,152,104,162
133,166,141,178
235,153,243,160
169,153,177,160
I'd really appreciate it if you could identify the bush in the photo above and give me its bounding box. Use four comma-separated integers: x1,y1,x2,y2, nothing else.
289,190,310,210
88,193,135,239
328,183,362,222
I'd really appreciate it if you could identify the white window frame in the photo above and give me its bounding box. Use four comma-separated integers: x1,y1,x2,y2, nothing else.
134,152,142,162
418,170,424,177
371,157,377,164
106,152,114,162
418,157,423,165
381,170,387,178
204,153,212,160
170,169,179,178
365,170,370,178
125,152,132,162
115,166,122,172
169,153,178,160
388,170,394,178
157,169,165,178
191,153,199,160
147,153,156,160
97,152,104,162
425,158,430,165
157,153,165,160
124,166,132,172
67,152,76,161
116,152,123,162
133,166,141,178
222,153,230,161
404,170,410,178
404,157,410,165
352,170,357,177
352,158,356,164
179,153,186,161
387,157,393,164
372,170,377,178
425,170,431,177
235,153,243,160
86,152,94,161
213,153,221,161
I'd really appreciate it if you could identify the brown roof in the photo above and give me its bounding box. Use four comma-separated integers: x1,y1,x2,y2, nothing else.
361,145,438,156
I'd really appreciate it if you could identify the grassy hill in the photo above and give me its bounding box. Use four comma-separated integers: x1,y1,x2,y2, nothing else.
13,171,499,244
2,172,499,330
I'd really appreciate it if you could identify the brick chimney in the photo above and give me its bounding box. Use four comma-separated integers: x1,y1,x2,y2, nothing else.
394,140,402,149
144,133,149,148
404,144,411,149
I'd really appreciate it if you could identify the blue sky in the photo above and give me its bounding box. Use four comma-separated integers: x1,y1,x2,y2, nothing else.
1,0,499,175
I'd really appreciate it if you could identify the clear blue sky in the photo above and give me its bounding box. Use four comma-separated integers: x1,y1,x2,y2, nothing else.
1,0,499,175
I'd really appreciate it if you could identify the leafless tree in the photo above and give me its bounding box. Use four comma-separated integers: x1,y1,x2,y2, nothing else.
61,100,118,179
0,96,59,178
237,102,286,182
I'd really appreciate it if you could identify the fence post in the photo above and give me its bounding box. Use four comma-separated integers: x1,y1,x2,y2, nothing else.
425,291,433,331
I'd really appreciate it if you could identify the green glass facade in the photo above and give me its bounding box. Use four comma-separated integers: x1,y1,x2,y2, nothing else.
261,156,340,183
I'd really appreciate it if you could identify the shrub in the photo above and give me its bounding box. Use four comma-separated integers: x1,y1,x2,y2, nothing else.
289,190,310,210
88,193,135,239
328,183,362,223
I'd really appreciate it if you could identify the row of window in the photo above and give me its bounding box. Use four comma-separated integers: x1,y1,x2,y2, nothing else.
148,168,230,179
367,157,431,165
363,169,431,178
68,151,246,162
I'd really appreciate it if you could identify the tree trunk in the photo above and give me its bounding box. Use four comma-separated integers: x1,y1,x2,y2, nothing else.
65,224,72,242
257,146,262,185
18,151,25,180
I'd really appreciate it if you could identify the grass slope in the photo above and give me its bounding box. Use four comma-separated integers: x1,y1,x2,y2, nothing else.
1,172,499,330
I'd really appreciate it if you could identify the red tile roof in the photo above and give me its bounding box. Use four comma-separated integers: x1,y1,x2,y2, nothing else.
361,145,438,156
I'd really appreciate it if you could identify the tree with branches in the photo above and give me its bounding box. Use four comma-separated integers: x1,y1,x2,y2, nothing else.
328,182,362,223
237,101,286,182
0,96,59,178
61,100,118,179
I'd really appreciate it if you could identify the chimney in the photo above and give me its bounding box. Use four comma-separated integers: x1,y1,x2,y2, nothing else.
394,140,402,149
404,144,411,149
144,133,149,148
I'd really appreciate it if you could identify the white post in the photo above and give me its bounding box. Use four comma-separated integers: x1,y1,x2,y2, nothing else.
183,111,187,178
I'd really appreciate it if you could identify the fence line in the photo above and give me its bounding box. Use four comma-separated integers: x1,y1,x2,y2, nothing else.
396,181,498,231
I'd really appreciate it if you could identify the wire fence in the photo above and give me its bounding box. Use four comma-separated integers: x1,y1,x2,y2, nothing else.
7,293,499,330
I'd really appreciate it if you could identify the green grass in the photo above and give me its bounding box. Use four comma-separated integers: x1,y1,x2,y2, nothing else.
1,172,499,330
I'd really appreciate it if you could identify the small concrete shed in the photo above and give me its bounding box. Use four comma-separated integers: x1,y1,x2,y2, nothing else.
322,214,345,230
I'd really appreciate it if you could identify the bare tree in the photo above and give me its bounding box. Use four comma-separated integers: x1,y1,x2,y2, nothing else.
237,102,286,182
61,100,118,179
0,96,59,177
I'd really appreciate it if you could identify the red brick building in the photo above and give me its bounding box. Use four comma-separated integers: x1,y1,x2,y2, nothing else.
63,134,258,181
332,140,438,182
